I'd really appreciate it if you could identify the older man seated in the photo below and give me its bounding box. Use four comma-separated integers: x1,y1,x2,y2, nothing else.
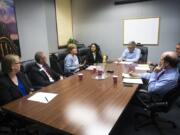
119,41,141,62
130,51,179,97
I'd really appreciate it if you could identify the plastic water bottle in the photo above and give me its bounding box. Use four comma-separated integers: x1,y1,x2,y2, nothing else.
103,54,106,63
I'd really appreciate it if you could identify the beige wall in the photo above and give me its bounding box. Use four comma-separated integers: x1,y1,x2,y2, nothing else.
55,0,73,46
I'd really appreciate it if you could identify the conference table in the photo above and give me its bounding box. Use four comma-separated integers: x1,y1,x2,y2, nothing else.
2,63,139,135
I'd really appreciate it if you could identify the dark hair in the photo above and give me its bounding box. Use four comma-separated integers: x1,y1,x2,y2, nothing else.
163,55,178,68
90,43,101,54
177,43,180,46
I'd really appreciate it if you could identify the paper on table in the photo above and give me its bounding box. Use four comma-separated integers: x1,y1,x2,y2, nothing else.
122,73,140,79
123,78,143,84
119,61,133,64
135,64,150,71
86,65,96,70
28,92,57,103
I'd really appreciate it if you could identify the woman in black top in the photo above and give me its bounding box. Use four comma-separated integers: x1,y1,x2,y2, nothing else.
0,54,31,106
86,43,102,65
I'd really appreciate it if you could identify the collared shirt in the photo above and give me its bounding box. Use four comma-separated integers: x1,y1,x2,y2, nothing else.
121,48,141,62
141,68,179,96
36,63,54,82
64,54,79,73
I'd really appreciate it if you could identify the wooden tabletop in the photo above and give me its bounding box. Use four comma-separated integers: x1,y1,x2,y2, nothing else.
2,63,138,135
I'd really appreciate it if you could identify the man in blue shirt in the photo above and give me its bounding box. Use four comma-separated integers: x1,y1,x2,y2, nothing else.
130,51,179,97
119,41,141,62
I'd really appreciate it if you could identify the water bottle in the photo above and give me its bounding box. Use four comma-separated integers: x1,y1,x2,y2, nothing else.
103,54,106,63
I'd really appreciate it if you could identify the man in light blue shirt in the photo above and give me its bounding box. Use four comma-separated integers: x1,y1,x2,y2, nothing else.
120,41,141,62
130,51,179,97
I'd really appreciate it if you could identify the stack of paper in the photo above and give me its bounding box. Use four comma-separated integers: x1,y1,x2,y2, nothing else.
122,73,140,79
135,64,150,71
123,78,143,84
28,92,58,103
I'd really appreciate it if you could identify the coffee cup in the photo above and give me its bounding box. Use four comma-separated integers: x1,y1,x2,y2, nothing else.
78,73,83,80
113,75,118,84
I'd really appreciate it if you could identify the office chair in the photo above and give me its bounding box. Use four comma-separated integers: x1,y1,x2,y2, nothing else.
136,44,148,64
0,109,39,135
77,47,89,64
49,53,64,75
134,83,180,134
21,60,41,90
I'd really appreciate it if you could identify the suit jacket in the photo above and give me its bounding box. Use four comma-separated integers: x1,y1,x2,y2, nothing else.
0,72,31,106
86,51,102,65
30,63,60,87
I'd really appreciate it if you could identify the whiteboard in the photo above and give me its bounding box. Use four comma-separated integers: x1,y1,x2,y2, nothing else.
123,17,160,45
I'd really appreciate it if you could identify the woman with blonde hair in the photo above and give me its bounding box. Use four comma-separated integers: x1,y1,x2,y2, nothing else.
0,54,32,106
64,43,83,74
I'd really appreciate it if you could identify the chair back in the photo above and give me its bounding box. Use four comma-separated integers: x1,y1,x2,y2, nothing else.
0,37,19,61
50,53,64,75
77,47,89,63
162,80,180,112
21,60,35,86
136,44,148,63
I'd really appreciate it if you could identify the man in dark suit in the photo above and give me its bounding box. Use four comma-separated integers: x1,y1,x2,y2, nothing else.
30,51,62,87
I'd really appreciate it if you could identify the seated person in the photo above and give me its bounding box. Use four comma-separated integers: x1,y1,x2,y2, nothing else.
119,41,141,62
64,43,84,74
130,51,179,97
0,54,32,106
30,51,62,87
86,43,102,65
176,43,180,72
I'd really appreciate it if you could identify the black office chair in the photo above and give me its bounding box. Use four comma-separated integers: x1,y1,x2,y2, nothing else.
21,60,41,90
77,47,89,66
49,53,64,75
134,83,180,134
136,44,148,64
0,108,39,135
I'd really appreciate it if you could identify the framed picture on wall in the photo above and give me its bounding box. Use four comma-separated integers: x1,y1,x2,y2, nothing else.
0,0,21,61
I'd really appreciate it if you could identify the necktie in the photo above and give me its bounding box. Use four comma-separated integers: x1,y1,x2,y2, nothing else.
43,65,54,82
43,65,50,75
157,70,165,80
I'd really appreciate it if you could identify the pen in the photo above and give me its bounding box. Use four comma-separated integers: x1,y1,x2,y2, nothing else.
45,97,48,102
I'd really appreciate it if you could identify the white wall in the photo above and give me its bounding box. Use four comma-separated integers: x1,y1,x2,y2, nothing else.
15,0,57,61
72,0,180,62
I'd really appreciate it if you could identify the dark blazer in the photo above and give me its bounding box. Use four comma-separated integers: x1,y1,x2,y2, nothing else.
0,72,31,106
86,51,102,65
30,63,60,87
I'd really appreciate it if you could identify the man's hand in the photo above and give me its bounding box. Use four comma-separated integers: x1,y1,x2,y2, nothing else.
153,66,163,73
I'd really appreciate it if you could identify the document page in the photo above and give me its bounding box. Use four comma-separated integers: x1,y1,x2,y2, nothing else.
123,78,143,84
28,92,58,103
122,73,140,79
135,64,150,71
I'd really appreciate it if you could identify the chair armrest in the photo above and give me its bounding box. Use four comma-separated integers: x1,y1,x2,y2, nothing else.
147,101,168,111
